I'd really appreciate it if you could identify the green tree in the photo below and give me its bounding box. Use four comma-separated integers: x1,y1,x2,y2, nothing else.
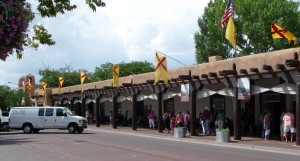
39,65,91,87
0,0,105,61
0,85,26,110
194,0,300,63
91,61,155,81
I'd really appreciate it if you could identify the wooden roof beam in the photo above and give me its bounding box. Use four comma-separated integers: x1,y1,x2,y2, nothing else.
208,72,218,78
276,64,285,70
219,70,237,76
178,75,192,80
262,65,272,71
285,59,300,68
250,68,259,73
201,74,208,79
240,69,248,74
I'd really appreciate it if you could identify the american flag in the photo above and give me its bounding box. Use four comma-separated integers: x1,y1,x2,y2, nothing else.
221,0,233,28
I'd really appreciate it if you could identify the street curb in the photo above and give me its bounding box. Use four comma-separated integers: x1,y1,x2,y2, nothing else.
87,127,300,156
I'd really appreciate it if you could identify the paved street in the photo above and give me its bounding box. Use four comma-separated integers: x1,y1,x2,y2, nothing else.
0,128,299,161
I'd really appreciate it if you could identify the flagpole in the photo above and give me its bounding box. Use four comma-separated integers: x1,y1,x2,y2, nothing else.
155,50,188,67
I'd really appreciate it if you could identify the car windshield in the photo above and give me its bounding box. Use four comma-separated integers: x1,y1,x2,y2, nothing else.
64,108,74,116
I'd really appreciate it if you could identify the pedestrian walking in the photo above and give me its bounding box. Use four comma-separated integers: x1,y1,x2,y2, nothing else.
170,117,176,135
184,110,190,135
263,110,272,140
175,111,184,127
199,112,205,135
282,111,295,142
203,107,212,135
148,111,155,130
163,111,170,133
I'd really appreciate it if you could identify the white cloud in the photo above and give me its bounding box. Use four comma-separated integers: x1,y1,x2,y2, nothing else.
0,0,210,87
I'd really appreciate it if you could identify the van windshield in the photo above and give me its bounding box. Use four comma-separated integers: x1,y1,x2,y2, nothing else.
64,108,74,116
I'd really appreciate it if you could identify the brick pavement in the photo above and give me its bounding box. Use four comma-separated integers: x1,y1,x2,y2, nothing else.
86,124,300,156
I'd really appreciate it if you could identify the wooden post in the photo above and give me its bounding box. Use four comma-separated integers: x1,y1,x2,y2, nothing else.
190,89,197,136
233,87,241,140
296,83,300,145
96,97,100,127
112,96,118,129
158,92,163,133
132,94,137,130
81,99,86,118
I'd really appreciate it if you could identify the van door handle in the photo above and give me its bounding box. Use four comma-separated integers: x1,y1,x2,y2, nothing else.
45,119,47,121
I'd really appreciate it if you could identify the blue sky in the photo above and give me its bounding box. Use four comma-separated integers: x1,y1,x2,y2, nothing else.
0,0,210,88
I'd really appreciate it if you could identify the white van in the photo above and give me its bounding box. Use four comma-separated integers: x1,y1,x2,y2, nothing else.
9,107,87,134
0,109,9,131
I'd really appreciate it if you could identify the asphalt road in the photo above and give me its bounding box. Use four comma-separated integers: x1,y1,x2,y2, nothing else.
0,129,299,161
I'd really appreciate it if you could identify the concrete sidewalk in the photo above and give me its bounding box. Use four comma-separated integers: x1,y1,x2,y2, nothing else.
86,124,300,156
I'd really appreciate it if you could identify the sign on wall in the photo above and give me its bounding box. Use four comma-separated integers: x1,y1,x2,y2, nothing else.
237,77,250,100
181,84,189,102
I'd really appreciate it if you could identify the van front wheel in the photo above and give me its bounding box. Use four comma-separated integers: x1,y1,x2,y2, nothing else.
23,124,33,134
68,124,77,134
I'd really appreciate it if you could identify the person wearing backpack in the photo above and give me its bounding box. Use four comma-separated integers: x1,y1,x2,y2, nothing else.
163,111,170,134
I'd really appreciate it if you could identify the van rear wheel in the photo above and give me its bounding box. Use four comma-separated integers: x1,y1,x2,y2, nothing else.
23,124,33,134
68,124,77,133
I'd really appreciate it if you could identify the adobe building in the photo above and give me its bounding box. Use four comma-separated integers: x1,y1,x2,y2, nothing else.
17,73,39,106
33,47,300,145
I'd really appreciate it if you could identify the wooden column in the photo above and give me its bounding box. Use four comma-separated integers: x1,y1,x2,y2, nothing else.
96,97,100,127
132,94,137,130
233,87,241,140
158,92,163,133
112,96,118,129
296,82,300,145
190,88,197,136
70,99,74,112
81,99,86,117
51,99,55,106
100,102,104,125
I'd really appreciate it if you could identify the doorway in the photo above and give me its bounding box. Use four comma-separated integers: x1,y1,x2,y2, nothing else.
262,93,284,140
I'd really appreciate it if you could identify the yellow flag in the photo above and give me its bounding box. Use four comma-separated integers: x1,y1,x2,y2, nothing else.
225,16,236,50
26,81,32,91
113,64,119,87
58,77,64,94
271,23,298,45
154,52,168,84
41,81,47,96
80,71,87,93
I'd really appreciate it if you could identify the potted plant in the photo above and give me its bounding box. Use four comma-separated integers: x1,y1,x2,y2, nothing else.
216,128,230,142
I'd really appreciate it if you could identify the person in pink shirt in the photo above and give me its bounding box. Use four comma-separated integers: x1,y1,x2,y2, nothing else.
283,111,295,142
148,111,155,130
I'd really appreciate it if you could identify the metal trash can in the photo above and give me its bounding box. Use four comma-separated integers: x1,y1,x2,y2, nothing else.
174,127,186,138
216,131,230,142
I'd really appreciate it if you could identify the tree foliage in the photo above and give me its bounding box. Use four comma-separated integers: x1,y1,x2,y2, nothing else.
194,0,300,63
0,85,28,110
39,61,154,87
0,0,105,61
39,64,91,87
91,61,155,81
